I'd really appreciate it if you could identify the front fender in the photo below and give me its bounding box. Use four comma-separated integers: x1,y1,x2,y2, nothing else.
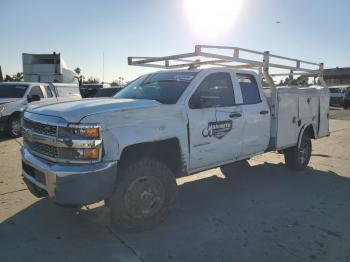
80,105,190,165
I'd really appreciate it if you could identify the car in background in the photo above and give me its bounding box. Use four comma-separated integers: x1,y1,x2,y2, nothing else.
329,86,345,106
93,87,122,97
80,83,111,98
343,86,350,109
0,82,81,137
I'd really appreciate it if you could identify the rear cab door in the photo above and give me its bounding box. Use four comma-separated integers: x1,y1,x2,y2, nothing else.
42,84,58,104
233,72,271,156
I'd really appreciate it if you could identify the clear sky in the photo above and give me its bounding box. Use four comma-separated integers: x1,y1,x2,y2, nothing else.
1,0,349,82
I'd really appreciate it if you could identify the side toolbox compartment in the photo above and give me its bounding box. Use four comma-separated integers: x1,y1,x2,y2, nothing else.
318,89,330,137
276,92,299,149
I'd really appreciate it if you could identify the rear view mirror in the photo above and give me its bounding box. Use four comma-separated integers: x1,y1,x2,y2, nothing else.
27,95,41,103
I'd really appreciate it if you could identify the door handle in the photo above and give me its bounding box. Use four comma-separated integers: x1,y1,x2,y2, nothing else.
260,110,269,115
229,112,242,118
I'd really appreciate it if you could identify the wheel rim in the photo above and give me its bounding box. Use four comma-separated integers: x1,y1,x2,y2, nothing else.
125,176,165,219
298,140,309,165
10,118,21,135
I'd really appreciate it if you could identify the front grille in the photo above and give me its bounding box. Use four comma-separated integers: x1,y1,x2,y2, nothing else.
23,119,57,137
22,161,46,185
27,141,58,159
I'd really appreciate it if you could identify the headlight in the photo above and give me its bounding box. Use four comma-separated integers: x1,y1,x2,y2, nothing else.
58,124,101,139
0,105,4,115
57,123,102,162
59,147,101,161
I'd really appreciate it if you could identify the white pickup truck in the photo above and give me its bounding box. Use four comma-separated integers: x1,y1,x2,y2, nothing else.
20,46,329,231
0,82,81,137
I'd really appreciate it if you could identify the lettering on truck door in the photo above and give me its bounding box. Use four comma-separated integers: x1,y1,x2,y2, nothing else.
186,71,244,170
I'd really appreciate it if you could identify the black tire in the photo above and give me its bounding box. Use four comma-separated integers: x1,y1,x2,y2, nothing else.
220,160,250,177
344,104,349,110
284,133,312,171
8,114,22,138
110,158,177,232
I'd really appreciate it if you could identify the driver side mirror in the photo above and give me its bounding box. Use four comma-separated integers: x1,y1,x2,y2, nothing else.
27,94,41,103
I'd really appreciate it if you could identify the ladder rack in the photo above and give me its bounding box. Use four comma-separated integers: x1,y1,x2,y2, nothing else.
128,44,324,79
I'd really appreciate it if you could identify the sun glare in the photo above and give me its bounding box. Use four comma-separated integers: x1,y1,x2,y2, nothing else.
184,0,243,37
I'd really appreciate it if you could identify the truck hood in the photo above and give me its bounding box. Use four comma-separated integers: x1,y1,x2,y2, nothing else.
0,98,22,105
27,98,162,122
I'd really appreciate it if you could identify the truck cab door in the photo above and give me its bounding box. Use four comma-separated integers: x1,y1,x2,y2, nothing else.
235,73,270,156
26,86,45,105
186,71,244,171
42,85,58,104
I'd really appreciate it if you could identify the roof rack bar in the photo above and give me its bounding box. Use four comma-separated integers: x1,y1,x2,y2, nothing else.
128,52,197,66
196,45,264,55
127,45,323,78
270,72,319,77
196,45,319,66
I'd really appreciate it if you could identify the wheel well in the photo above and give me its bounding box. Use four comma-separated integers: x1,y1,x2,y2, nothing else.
304,124,316,139
119,138,184,177
9,111,21,120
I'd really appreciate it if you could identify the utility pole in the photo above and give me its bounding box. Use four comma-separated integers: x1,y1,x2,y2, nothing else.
102,52,104,83
0,65,3,81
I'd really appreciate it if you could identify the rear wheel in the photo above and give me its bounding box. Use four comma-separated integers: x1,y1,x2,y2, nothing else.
110,158,177,232
284,133,312,171
8,114,21,138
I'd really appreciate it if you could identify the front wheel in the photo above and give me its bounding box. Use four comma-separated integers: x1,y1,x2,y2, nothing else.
110,158,177,232
8,114,22,138
284,133,312,171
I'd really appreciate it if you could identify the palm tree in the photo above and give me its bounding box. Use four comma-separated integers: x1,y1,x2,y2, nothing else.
74,67,81,75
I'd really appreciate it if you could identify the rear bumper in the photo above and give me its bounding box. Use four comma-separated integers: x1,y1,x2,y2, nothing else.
21,147,118,206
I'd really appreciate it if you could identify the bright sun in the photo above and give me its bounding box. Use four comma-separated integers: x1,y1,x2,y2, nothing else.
184,0,243,37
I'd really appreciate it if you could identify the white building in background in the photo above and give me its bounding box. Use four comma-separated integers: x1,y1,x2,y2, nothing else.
23,52,77,84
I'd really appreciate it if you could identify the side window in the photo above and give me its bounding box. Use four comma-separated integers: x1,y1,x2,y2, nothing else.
189,72,235,109
28,86,44,98
43,85,53,98
237,74,262,104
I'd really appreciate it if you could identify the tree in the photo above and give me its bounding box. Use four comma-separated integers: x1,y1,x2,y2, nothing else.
4,74,13,81
74,67,83,85
110,80,119,86
4,72,23,82
74,67,81,75
84,77,99,84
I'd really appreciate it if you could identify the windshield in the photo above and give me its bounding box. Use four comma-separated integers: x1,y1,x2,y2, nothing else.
114,72,198,104
94,88,121,97
0,84,28,98
330,88,341,93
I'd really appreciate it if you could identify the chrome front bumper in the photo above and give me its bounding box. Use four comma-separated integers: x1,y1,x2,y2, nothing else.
21,147,118,206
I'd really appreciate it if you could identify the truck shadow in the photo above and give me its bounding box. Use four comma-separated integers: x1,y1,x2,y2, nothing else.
0,132,12,142
1,163,350,262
